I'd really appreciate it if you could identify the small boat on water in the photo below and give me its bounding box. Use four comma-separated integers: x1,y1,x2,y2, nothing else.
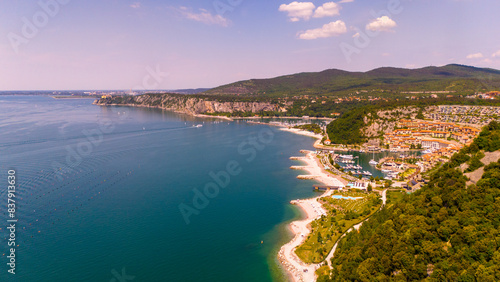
339,154,354,159
422,149,433,154
194,124,203,128
369,151,378,165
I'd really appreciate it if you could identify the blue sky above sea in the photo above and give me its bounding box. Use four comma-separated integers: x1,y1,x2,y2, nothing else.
1,0,500,90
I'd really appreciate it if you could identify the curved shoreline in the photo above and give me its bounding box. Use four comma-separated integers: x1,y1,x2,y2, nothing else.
277,145,389,282
96,102,332,280
277,150,346,282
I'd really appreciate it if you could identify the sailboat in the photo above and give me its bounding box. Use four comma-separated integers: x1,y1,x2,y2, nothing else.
369,151,378,165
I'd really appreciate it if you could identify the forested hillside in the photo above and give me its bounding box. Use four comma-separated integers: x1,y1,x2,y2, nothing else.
326,107,370,145
204,64,500,97
320,122,500,281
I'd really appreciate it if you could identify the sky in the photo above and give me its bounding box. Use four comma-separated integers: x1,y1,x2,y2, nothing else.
1,0,500,90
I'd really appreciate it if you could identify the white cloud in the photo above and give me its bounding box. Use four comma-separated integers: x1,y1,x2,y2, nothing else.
179,7,230,27
338,0,354,3
313,2,341,18
366,16,397,32
279,2,316,22
466,53,484,59
352,32,360,38
492,50,500,58
130,2,141,9
298,20,347,40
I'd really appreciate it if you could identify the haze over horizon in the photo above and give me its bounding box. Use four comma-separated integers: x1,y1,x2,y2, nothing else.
2,0,500,91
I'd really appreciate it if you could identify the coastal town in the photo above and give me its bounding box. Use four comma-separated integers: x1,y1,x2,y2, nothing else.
274,106,496,194
278,105,500,282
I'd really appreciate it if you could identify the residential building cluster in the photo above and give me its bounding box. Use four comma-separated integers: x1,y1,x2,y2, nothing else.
383,119,483,170
466,91,500,100
385,119,479,148
426,105,500,126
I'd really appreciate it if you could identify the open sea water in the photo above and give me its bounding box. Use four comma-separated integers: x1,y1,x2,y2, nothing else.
0,95,320,282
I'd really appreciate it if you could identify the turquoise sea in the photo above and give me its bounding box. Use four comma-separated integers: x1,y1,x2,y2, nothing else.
0,96,321,281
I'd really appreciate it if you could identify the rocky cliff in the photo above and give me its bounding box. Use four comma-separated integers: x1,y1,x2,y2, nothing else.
362,106,420,138
94,94,288,115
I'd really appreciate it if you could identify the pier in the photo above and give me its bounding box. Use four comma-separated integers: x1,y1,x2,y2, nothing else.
290,166,308,170
313,185,343,191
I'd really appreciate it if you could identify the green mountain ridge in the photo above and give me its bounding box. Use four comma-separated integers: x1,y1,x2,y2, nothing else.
204,64,500,97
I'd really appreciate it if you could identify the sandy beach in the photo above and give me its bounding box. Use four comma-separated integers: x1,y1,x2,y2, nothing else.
279,127,324,140
278,128,343,152
278,150,345,282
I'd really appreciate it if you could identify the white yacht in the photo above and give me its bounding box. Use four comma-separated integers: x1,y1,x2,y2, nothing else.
369,151,378,165
339,154,354,159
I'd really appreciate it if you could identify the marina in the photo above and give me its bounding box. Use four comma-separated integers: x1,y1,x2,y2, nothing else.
327,150,422,180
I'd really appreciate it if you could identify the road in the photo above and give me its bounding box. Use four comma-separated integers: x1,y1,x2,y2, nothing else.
382,188,387,206
323,189,387,267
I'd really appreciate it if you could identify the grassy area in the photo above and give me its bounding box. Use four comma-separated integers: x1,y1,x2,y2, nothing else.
386,190,406,206
295,191,382,264
332,190,367,198
401,168,416,178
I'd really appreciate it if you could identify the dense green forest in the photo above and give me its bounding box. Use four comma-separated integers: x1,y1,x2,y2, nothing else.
319,122,500,281
326,107,371,145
